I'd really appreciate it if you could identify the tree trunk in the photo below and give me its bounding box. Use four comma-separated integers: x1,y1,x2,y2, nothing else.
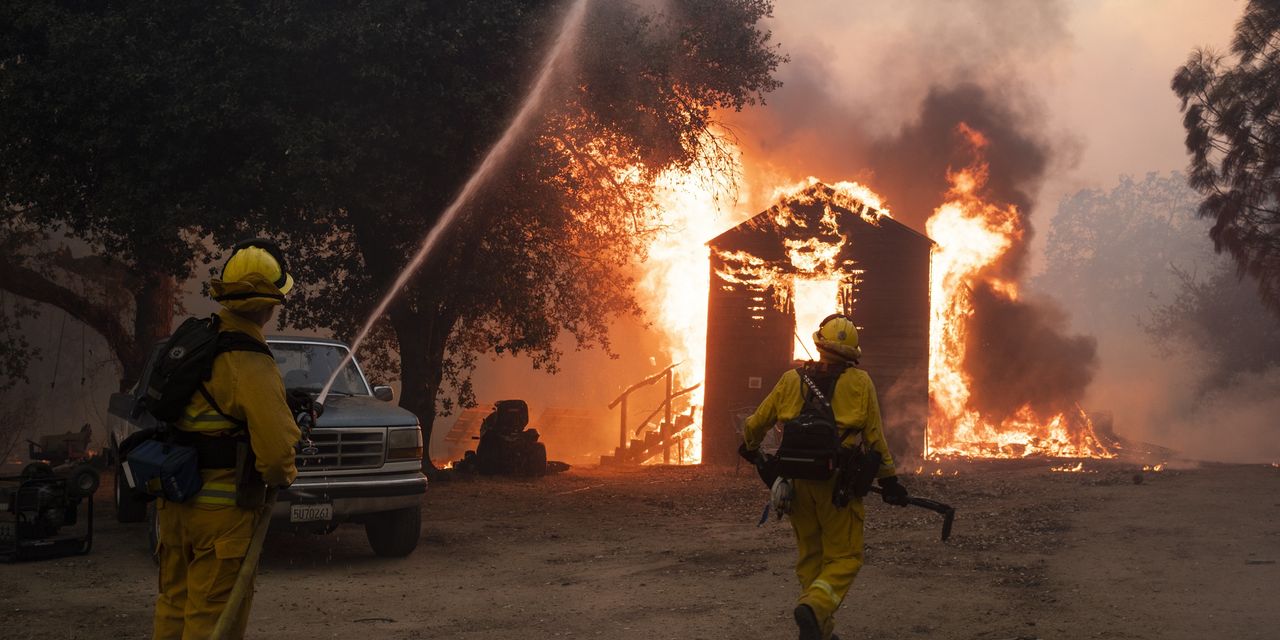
0,252,150,391
389,298,454,472
120,271,178,391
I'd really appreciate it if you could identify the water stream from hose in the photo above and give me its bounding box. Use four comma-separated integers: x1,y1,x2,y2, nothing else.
318,0,591,405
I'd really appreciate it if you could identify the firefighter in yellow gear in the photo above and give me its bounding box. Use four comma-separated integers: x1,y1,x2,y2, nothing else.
742,314,909,640
153,239,301,640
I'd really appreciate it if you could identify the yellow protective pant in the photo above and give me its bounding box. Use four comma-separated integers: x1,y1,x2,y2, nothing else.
153,499,258,640
790,475,865,639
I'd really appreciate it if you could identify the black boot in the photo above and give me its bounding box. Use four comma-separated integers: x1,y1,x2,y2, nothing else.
794,604,822,640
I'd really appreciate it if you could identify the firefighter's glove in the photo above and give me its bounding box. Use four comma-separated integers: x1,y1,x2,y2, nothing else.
879,475,910,507
738,443,759,465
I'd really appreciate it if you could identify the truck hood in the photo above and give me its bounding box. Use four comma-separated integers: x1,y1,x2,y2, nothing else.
315,395,419,428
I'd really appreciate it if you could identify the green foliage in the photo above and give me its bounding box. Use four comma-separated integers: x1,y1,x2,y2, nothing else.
0,222,40,389
1172,0,1280,319
0,294,36,392
0,0,256,277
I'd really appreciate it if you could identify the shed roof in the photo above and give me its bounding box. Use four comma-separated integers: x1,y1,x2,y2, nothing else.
709,181,933,256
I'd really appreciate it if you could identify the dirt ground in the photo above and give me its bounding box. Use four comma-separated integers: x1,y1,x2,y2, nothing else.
2,460,1277,640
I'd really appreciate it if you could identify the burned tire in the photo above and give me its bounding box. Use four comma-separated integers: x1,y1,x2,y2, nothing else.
115,467,148,523
365,506,421,558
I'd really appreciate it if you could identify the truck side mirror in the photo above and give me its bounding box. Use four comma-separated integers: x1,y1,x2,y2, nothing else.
373,385,394,402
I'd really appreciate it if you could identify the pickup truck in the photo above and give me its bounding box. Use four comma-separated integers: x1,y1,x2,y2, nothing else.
106,335,428,557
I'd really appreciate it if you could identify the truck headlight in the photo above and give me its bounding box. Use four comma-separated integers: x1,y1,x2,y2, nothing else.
387,426,423,460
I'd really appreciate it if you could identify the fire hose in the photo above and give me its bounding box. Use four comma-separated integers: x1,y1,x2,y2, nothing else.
208,486,276,640
210,398,320,640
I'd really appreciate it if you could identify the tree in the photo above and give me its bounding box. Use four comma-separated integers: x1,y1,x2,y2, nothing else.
221,1,783,464
1037,172,1280,388
1036,172,1209,332
0,1,288,389
1144,263,1280,384
1,1,784,462
1173,0,1280,318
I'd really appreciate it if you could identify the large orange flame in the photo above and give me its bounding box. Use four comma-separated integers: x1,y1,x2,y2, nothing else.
925,125,1112,459
635,125,1109,464
634,142,748,463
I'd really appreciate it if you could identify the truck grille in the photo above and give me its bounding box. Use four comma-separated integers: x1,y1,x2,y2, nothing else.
296,428,385,471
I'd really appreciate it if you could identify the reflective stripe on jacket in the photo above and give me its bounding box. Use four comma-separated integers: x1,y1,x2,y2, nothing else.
177,309,301,505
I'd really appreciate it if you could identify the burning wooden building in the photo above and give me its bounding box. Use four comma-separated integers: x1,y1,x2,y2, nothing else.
702,181,933,465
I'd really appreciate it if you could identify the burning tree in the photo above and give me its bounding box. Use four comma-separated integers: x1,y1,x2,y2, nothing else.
198,0,785,465
0,1,783,461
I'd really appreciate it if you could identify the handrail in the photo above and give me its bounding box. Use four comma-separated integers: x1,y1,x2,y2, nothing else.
607,363,679,409
633,383,701,436
610,363,697,463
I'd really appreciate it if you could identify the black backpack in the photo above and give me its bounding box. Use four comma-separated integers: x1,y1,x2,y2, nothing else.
774,367,845,481
138,314,272,426
120,315,273,503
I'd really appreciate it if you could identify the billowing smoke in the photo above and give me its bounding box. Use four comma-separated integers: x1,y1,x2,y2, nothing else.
964,283,1096,420
869,84,1050,278
868,84,1097,425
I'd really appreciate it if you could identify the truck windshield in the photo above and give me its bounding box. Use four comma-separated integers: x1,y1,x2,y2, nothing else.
271,342,370,396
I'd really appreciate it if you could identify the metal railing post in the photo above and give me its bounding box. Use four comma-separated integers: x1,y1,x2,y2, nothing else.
619,395,628,451
662,369,673,464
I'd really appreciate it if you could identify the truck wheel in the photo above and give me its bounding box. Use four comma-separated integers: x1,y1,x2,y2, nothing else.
115,467,148,523
365,506,421,557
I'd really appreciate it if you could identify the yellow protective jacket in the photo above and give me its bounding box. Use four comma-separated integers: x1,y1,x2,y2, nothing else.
175,308,300,502
743,363,897,479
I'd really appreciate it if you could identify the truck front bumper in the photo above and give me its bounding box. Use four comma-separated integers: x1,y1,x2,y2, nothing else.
273,471,427,521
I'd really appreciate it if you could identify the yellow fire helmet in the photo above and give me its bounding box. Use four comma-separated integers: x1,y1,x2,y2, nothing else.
210,238,294,313
813,313,861,363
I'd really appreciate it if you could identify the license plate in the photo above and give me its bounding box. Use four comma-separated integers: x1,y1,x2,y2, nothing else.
289,503,333,523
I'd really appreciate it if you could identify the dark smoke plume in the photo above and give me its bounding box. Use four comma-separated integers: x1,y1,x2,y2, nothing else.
964,283,1097,419
869,84,1049,280
869,83,1097,423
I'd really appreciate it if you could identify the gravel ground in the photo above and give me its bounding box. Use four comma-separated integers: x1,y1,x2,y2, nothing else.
1,460,1277,639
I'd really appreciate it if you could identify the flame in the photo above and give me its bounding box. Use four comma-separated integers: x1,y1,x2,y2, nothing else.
1142,463,1165,472
636,153,892,463
925,124,1113,460
634,139,748,464
1050,462,1086,472
792,277,841,359
634,124,1112,464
